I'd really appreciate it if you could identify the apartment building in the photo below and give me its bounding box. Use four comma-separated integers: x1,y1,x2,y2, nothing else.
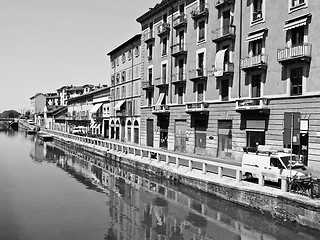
136,0,320,172
107,34,142,144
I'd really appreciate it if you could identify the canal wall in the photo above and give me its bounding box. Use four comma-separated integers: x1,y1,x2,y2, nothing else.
48,130,320,230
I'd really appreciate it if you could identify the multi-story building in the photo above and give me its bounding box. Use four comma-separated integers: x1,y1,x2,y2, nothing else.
136,0,320,172
107,34,142,144
90,89,111,137
65,86,109,134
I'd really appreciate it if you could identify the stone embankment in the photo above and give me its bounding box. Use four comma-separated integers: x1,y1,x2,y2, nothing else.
43,128,320,230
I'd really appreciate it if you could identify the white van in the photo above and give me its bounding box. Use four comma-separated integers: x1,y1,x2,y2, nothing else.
242,145,309,183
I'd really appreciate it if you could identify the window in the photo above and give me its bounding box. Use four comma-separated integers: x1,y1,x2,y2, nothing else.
111,60,115,68
247,131,265,147
162,37,168,56
134,66,139,79
128,49,132,60
197,83,204,102
116,57,119,66
111,75,115,86
135,46,140,57
198,20,205,42
148,44,153,61
253,0,263,21
221,79,229,101
290,0,306,9
147,91,152,106
162,64,167,84
116,73,120,84
116,87,120,99
121,86,126,98
122,53,126,63
291,26,304,46
198,52,205,75
252,74,261,98
178,86,184,104
163,13,167,23
251,39,262,56
121,71,126,82
290,67,303,96
148,68,153,84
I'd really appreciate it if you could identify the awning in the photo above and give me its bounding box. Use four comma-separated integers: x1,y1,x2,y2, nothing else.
283,14,310,31
245,29,266,42
95,124,101,129
90,122,95,128
89,103,103,113
214,49,227,77
90,123,97,129
155,92,165,106
114,100,126,111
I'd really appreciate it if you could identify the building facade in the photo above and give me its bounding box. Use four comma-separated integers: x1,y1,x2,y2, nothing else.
136,0,320,172
107,34,142,144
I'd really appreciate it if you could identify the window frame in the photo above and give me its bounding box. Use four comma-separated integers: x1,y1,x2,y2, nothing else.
289,0,307,13
250,0,265,26
198,20,206,43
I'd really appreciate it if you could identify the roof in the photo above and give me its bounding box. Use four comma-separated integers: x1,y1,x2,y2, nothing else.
107,34,141,56
67,86,110,104
30,93,46,100
136,0,175,23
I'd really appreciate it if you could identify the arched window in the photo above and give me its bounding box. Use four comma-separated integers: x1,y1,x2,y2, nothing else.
133,120,139,144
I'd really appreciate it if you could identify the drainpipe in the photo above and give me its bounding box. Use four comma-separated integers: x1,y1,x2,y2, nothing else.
169,0,174,104
238,0,243,99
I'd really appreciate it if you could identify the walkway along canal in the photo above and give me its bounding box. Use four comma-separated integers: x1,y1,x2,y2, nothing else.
2,128,320,239
42,128,320,230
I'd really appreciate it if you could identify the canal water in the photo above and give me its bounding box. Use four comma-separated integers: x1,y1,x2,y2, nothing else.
1,129,320,240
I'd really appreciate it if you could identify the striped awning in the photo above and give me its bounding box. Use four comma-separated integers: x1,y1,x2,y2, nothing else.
245,29,267,42
155,92,165,106
114,100,126,111
89,103,102,113
283,14,311,31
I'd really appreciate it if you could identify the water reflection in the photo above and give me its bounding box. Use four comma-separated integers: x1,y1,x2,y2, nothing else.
28,136,320,240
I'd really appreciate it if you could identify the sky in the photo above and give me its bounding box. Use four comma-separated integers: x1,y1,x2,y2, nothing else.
0,0,160,113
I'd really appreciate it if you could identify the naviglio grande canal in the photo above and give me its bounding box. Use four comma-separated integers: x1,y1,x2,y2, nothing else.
1,129,320,240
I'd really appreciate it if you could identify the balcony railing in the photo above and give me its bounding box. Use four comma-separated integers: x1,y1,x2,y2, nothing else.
215,0,235,8
235,98,269,111
152,105,170,115
212,25,236,42
191,3,209,20
277,44,312,63
157,23,170,36
144,29,155,43
240,54,268,71
173,14,187,29
185,102,209,113
213,62,234,77
189,68,208,81
142,81,154,91
155,77,168,88
171,43,187,57
171,72,186,85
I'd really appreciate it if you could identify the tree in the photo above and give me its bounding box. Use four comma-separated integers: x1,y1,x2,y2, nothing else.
0,110,20,118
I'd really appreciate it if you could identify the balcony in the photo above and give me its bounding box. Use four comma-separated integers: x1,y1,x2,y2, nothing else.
215,0,235,8
144,30,155,43
191,3,209,20
277,44,312,63
142,81,154,91
154,77,169,88
152,105,170,115
189,68,208,82
241,54,268,71
171,72,186,85
213,62,234,77
171,43,187,58
157,23,170,36
212,26,236,43
173,14,187,29
235,98,269,111
185,102,209,114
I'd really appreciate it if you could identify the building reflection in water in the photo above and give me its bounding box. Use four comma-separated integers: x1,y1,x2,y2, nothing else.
29,137,320,240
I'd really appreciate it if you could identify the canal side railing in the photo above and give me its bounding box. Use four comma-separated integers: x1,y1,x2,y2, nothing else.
45,129,290,193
